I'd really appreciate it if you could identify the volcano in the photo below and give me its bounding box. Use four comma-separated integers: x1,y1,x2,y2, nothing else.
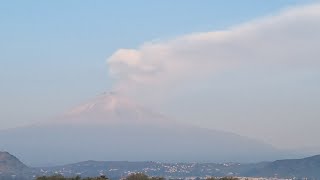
0,92,283,166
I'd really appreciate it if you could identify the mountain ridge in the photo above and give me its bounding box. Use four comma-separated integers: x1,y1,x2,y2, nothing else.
246,154,320,178
2,152,320,179
0,151,30,176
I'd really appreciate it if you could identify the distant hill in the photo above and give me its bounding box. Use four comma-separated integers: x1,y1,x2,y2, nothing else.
0,151,31,179
34,160,262,179
33,155,320,179
1,151,320,179
246,155,320,179
0,151,28,173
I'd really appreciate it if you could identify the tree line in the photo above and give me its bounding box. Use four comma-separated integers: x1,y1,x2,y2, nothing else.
35,173,239,180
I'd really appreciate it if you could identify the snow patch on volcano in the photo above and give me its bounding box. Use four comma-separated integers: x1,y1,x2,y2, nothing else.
58,92,170,126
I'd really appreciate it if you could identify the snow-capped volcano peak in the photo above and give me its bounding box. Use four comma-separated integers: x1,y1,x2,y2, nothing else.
67,92,138,115
61,92,168,125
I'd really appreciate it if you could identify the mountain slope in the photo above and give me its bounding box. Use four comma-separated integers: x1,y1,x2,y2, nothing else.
33,155,320,179
0,151,30,178
0,151,28,173
0,92,283,166
34,161,261,179
1,151,320,179
246,155,320,178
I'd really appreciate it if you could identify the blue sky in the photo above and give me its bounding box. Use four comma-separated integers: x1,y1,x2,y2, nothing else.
1,0,320,149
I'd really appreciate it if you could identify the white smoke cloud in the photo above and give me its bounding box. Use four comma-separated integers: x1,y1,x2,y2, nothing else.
106,3,320,149
107,4,320,94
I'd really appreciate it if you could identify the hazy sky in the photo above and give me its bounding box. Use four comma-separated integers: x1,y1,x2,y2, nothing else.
1,1,320,150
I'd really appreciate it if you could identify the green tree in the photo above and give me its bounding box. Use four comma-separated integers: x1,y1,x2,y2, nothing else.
150,177,165,180
124,173,149,180
207,177,238,180
219,177,239,180
124,173,164,180
206,177,218,180
36,175,109,180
